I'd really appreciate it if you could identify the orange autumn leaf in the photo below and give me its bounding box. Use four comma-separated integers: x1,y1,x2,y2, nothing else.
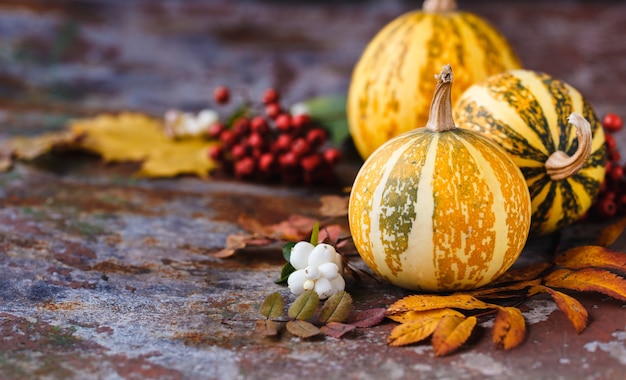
432,315,477,357
70,112,218,178
387,308,465,324
238,214,318,241
387,316,441,347
596,217,626,247
529,285,588,334
555,245,626,273
490,262,553,285
465,279,542,300
492,307,526,350
387,294,494,317
544,268,626,301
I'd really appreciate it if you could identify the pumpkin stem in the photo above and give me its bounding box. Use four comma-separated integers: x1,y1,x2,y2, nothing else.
426,64,456,133
544,113,593,181
423,0,457,13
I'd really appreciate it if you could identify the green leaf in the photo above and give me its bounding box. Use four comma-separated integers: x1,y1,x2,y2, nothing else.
282,241,296,262
275,262,296,284
303,95,349,146
288,290,320,320
310,222,320,246
286,320,321,338
318,291,352,324
259,292,284,319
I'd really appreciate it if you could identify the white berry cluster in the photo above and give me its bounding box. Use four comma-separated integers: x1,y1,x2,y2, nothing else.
164,109,218,138
287,242,344,299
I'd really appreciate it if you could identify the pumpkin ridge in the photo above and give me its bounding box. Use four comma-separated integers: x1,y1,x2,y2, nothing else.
537,72,575,153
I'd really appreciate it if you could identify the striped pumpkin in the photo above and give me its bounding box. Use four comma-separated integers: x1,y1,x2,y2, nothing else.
347,0,521,159
348,65,531,292
453,70,607,236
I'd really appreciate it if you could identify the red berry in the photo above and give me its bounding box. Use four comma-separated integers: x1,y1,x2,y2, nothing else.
610,165,624,182
207,145,224,161
247,132,265,150
263,88,280,105
597,196,617,218
279,152,298,169
208,122,226,139
259,153,275,172
272,134,292,153
292,114,311,129
618,194,626,215
275,113,292,132
306,128,327,148
231,143,248,160
265,103,281,119
291,137,310,157
233,117,250,136
610,149,621,163
213,85,230,104
250,116,269,134
219,130,238,147
301,154,322,172
605,133,617,151
323,147,341,164
603,113,623,133
234,157,255,178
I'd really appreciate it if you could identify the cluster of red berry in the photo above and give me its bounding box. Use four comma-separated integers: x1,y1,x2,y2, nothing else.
591,112,624,219
207,86,341,185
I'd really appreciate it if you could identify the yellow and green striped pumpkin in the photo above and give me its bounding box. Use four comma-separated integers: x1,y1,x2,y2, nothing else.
453,70,607,236
347,0,521,159
348,65,531,292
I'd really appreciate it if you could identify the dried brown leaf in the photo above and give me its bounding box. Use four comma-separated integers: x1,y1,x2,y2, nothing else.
286,320,320,338
387,294,494,317
387,308,465,324
492,307,526,350
318,291,352,324
347,308,388,328
259,292,284,319
211,233,274,258
288,290,320,320
490,262,553,285
596,217,626,247
555,246,626,273
387,317,441,347
432,315,477,357
319,195,349,217
1,130,79,160
320,322,356,339
238,214,317,241
529,285,588,334
255,319,279,337
544,268,626,301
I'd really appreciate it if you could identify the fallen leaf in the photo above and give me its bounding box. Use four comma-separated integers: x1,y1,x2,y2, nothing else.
555,246,626,273
387,316,441,347
259,292,284,319
0,130,80,161
346,308,387,328
286,320,320,338
490,262,553,285
386,308,465,324
432,315,477,357
596,217,626,247
211,233,274,258
465,279,542,300
320,322,356,339
492,307,526,350
255,319,279,337
318,291,352,324
544,268,626,301
319,195,349,217
387,294,493,317
288,290,320,320
529,285,588,334
238,214,317,241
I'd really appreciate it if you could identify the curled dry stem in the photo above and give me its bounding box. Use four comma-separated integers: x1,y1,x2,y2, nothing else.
544,113,592,181
425,64,456,133
423,0,457,13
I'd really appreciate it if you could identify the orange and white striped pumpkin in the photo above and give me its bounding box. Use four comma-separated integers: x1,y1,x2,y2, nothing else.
453,70,607,235
347,0,521,159
348,65,531,292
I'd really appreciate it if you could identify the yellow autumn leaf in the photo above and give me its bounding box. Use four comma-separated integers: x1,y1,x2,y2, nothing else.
69,112,218,177
387,317,441,347
387,294,494,317
492,307,526,350
596,217,626,247
555,245,626,273
529,285,588,334
544,268,626,301
387,308,464,324
0,130,79,161
464,279,542,300
432,315,477,357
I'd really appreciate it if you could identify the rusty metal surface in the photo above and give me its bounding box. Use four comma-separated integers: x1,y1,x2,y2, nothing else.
0,1,625,379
